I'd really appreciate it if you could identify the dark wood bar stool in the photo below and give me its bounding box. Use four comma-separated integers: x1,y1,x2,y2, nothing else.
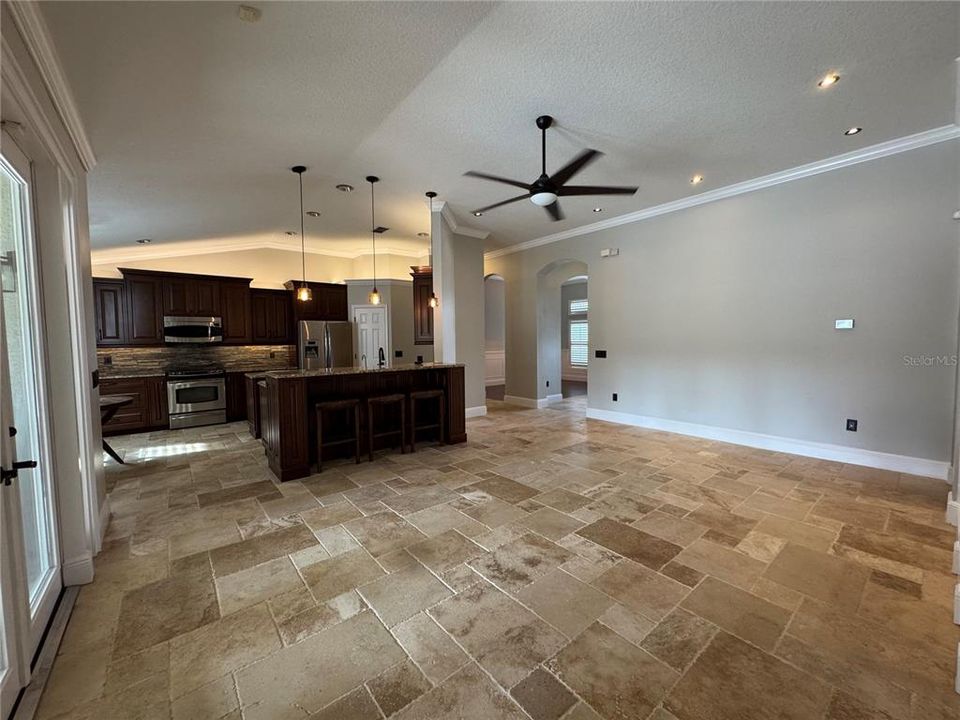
315,399,361,472
409,389,445,452
366,394,406,461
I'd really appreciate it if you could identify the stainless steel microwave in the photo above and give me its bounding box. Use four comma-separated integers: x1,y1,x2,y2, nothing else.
163,316,223,344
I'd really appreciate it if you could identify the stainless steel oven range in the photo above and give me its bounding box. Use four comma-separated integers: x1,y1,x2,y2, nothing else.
166,367,227,429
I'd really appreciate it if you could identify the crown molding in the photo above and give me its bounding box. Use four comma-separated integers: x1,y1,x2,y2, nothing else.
485,124,960,260
344,278,412,286
7,1,97,171
434,201,490,240
90,238,427,265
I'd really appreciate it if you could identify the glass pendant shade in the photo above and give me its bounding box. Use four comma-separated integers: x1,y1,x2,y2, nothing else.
425,191,439,309
369,287,381,305
297,285,312,302
428,293,438,308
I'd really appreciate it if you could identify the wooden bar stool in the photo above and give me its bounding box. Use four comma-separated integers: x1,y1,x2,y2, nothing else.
315,399,361,472
366,394,406,461
409,389,445,452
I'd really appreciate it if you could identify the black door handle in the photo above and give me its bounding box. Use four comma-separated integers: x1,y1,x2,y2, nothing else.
1,460,37,486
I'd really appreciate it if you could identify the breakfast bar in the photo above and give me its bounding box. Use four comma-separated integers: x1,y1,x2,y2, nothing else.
260,363,466,481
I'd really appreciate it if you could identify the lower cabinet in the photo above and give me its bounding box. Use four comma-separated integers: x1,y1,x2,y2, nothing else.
99,376,168,436
226,372,247,422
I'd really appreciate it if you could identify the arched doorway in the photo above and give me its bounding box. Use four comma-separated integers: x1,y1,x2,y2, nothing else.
536,259,588,408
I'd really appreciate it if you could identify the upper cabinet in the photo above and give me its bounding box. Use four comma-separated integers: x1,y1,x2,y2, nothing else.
411,266,434,345
162,275,221,317
251,289,293,344
220,280,252,344
93,279,127,345
283,281,348,322
124,272,164,345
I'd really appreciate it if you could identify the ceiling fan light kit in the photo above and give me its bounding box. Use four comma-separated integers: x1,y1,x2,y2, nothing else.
464,114,638,222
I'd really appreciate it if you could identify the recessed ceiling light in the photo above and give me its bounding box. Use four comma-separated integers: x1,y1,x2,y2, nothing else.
817,73,840,88
136,238,152,244
417,232,429,238
305,210,321,217
473,211,483,217
285,231,297,236
592,207,602,213
335,184,354,193
844,126,862,136
690,174,704,185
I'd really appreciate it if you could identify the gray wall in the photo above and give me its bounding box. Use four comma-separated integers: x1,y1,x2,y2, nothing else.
487,141,959,462
561,280,588,351
484,276,505,351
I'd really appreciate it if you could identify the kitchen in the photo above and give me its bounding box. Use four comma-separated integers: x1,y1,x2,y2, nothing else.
94,264,460,475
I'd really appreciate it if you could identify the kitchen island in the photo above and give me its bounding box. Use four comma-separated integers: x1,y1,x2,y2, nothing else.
261,363,466,481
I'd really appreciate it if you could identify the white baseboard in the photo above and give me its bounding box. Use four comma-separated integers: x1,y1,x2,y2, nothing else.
465,406,488,418
954,584,960,625
62,553,94,586
485,378,505,387
948,491,959,527
954,541,960,575
585,408,950,481
503,395,564,409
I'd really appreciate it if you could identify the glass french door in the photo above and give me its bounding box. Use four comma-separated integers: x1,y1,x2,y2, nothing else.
0,134,62,716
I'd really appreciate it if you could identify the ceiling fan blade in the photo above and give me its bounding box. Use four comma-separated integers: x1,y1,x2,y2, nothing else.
544,200,564,222
464,171,530,191
558,185,638,196
473,194,529,214
549,149,602,186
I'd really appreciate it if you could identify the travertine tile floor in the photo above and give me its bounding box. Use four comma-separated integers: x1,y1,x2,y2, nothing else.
37,396,960,719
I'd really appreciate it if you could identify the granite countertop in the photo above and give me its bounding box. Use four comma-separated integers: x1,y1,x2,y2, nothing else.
265,363,463,379
102,365,294,380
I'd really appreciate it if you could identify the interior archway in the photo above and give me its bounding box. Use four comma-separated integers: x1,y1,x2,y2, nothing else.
483,274,506,401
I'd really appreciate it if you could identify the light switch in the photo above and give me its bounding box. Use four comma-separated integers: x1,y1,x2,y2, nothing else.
835,319,854,330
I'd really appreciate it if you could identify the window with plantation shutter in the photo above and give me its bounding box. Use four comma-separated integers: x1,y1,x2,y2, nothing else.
569,319,588,366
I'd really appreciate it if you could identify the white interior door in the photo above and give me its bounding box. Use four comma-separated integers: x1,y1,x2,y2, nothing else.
0,136,63,697
352,305,390,369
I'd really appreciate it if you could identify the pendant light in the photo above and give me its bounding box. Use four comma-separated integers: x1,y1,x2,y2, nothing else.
291,165,311,302
366,175,382,305
425,191,439,308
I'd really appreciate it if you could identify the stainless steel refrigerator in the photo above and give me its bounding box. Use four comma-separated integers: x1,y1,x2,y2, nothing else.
298,321,354,370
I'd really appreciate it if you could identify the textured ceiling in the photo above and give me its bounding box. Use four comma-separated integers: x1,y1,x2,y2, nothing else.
43,1,959,256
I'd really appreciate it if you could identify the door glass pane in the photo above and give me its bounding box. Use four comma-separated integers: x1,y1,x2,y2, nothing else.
0,157,54,607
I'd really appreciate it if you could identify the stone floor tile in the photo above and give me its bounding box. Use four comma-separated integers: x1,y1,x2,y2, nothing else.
344,510,428,557
632,511,707,547
667,632,830,720
408,529,485,573
517,506,585,541
598,603,657,646
515,569,615,637
170,674,238,720
468,532,573,592
577,518,681,571
548,622,678,720
534,488,592,513
391,663,528,720
209,523,319,577
429,580,566,687
311,685,383,720
215,556,304,616
640,607,717,671
674,538,766,589
764,543,869,612
591,560,689,621
358,563,452,627
300,502,363,531
392,612,469,684
810,496,889,530
681,576,791,651
236,612,405,720
367,659,432,716
510,667,577,720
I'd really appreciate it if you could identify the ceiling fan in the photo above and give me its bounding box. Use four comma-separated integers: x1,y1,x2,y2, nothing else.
464,115,638,221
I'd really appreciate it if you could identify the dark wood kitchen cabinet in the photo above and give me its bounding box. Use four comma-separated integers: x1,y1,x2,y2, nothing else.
283,281,348,322
124,273,164,345
411,266,434,345
99,375,168,435
226,371,247,422
162,275,221,317
220,280,253,344
251,289,293,344
93,279,128,345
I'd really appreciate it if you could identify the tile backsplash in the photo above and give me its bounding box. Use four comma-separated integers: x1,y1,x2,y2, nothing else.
98,344,297,376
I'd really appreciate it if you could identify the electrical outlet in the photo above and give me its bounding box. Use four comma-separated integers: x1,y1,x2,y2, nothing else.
270,351,277,358
612,393,618,402
546,380,550,388
103,355,113,366
595,350,607,359
846,419,858,432
394,350,403,358
416,355,423,363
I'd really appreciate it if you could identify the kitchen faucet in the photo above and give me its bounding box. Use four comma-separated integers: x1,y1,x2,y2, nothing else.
361,354,367,369
378,347,385,369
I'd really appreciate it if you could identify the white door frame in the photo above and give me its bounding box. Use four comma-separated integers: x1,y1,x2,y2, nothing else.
1,134,63,668
352,304,391,369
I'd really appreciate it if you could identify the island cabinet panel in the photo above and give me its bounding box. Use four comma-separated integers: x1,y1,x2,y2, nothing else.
220,281,252,344
245,374,264,438
93,279,127,345
226,372,247,421
261,365,465,481
125,274,164,345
